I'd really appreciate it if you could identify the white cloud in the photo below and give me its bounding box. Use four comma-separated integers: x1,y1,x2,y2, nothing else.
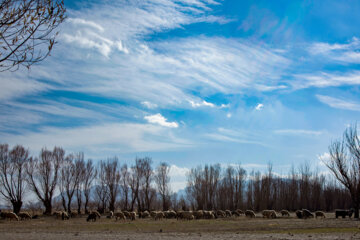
189,100,215,108
144,113,179,128
255,103,264,110
141,101,158,109
169,165,190,178
274,129,323,136
316,94,360,111
226,113,232,118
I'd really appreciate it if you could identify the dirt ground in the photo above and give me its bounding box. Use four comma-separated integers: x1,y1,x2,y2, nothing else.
1,212,360,240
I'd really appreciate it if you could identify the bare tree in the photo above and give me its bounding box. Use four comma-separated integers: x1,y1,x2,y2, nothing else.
0,144,29,214
83,159,97,214
94,162,108,213
102,158,120,212
155,162,171,211
141,157,154,211
75,157,86,214
120,164,130,210
59,152,83,213
325,125,360,218
0,0,66,71
26,147,64,215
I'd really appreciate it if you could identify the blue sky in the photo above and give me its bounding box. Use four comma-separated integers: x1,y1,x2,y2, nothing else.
1,0,360,191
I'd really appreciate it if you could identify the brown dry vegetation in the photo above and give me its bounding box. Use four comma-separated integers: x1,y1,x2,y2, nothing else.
1,212,360,240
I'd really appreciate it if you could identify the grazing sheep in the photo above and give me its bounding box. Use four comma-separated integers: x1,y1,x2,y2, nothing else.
87,212,98,222
262,210,277,218
164,210,177,219
225,210,232,217
70,211,78,218
203,210,215,219
315,211,326,218
91,210,101,219
106,211,114,219
130,211,136,221
150,211,157,218
216,210,226,218
140,210,150,218
123,210,131,219
280,210,290,217
335,209,354,218
177,211,194,220
295,210,303,219
53,211,63,219
18,212,32,220
4,212,19,221
245,210,256,218
233,209,244,217
193,210,204,219
154,211,165,220
114,212,126,221
302,209,314,219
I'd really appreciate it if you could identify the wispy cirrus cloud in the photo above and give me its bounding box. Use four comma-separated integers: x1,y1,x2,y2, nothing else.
292,71,360,89
274,129,323,136
316,94,360,111
0,122,192,157
308,37,360,64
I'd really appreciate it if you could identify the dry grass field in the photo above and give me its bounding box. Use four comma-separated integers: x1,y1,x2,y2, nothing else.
1,212,360,240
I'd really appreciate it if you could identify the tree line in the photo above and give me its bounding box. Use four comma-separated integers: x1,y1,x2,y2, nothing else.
0,125,359,217
0,145,173,215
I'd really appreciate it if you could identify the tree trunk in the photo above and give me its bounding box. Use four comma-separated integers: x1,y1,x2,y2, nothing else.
44,200,52,215
354,204,359,218
11,200,22,214
77,191,82,214
84,197,89,214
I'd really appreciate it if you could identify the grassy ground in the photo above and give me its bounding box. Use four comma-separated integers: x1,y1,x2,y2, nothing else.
1,213,360,239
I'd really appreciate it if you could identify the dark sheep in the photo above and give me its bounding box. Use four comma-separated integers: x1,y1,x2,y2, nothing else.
335,209,354,218
295,210,303,219
302,209,314,219
280,210,290,217
315,211,326,218
245,210,256,218
87,212,97,222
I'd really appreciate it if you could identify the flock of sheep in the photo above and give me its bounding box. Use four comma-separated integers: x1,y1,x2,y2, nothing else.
0,208,354,222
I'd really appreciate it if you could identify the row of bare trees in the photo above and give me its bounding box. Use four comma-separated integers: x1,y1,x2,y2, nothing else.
0,145,172,215
0,125,359,216
185,162,351,213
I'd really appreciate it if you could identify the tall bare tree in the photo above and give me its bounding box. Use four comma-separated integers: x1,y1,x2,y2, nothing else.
102,158,120,212
94,161,108,213
120,164,130,210
0,144,29,214
141,157,154,211
59,152,84,213
26,147,64,215
83,159,97,214
0,0,66,71
155,162,171,211
75,157,86,214
325,125,360,218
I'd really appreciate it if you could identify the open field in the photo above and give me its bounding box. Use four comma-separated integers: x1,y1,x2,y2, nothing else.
1,212,360,240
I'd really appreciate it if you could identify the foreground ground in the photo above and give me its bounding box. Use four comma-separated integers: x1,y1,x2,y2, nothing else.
1,212,360,240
